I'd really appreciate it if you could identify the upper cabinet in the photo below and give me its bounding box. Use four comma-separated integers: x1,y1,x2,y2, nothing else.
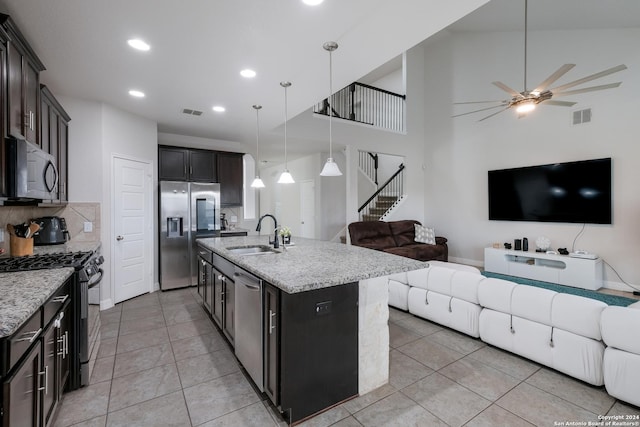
1,14,46,146
159,146,244,206
41,85,71,202
159,146,217,182
217,152,243,206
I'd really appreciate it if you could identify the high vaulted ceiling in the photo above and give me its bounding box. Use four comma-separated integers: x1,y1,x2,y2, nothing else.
0,0,638,161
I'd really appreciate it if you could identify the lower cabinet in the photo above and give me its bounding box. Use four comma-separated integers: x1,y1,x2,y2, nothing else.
211,267,224,329
1,279,73,427
263,282,359,424
223,278,235,345
197,256,213,315
2,340,42,427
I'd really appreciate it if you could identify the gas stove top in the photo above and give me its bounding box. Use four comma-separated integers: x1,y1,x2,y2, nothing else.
0,251,93,272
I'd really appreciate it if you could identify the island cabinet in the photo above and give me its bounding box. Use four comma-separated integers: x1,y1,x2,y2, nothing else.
1,13,46,146
197,249,235,345
40,85,71,203
158,146,217,182
263,282,359,424
1,276,73,427
0,30,7,197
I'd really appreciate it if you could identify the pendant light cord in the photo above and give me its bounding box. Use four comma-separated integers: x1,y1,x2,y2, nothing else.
328,48,333,158
284,85,288,168
255,107,260,164
524,0,528,91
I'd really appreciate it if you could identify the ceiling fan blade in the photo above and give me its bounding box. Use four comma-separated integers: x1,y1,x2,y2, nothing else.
542,100,576,107
454,100,505,105
553,82,622,97
492,81,523,98
533,64,575,93
550,64,627,93
452,103,508,118
478,107,511,122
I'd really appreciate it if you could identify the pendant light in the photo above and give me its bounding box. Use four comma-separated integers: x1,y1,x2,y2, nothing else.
250,105,265,188
320,41,342,177
278,81,295,184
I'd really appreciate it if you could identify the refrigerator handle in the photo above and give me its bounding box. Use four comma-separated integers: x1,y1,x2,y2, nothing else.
167,217,184,237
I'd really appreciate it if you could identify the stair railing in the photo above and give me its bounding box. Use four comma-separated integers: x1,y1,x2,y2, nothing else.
314,82,406,133
358,151,379,185
358,164,405,221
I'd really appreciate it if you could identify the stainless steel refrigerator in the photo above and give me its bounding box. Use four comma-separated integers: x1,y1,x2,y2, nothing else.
159,181,221,290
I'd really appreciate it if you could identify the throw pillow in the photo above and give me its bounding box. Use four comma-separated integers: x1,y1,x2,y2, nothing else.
414,224,436,245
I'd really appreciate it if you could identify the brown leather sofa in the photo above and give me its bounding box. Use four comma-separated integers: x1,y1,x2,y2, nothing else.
348,220,448,262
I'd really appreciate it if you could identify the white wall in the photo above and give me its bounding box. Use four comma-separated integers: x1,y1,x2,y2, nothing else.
58,97,158,308
423,28,640,290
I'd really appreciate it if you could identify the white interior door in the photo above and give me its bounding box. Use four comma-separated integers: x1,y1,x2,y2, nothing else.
113,156,153,303
300,180,315,238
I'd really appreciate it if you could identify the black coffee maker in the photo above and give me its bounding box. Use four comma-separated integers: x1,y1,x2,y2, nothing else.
220,213,228,231
32,216,70,245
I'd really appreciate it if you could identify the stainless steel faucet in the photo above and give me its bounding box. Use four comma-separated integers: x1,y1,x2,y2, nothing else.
256,214,279,249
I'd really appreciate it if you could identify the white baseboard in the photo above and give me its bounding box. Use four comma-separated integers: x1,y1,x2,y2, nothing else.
603,280,639,293
153,281,160,292
100,298,114,311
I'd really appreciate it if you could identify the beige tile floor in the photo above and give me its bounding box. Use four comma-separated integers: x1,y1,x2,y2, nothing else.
54,288,640,427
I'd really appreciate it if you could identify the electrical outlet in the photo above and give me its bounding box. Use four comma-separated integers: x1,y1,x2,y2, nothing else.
84,222,93,233
230,215,238,223
0,229,4,243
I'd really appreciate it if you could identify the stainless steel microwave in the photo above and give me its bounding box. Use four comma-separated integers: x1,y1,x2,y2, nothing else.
6,137,58,201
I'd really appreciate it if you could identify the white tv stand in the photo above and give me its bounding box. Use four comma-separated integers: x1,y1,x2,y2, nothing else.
484,247,603,291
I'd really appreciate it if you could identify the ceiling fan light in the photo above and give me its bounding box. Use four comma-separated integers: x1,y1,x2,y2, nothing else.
251,176,265,188
320,158,342,176
516,101,536,114
278,170,295,184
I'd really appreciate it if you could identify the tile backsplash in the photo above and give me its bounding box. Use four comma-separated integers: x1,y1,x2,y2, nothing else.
0,202,101,250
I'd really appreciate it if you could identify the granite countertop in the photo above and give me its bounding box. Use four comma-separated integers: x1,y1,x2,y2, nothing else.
0,268,74,338
198,235,427,294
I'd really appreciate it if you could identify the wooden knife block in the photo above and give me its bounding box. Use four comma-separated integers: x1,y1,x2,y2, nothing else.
10,235,34,257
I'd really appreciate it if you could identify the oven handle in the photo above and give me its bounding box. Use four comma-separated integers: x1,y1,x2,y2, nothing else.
87,268,104,289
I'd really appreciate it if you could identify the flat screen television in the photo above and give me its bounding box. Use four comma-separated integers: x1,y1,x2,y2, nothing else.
488,158,612,224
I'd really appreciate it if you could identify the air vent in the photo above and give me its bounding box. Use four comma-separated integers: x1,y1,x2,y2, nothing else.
182,109,203,116
572,108,591,125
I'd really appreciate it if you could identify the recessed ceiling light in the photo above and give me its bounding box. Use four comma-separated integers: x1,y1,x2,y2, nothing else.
127,39,150,51
240,69,257,78
128,90,145,98
302,0,324,5
212,106,226,113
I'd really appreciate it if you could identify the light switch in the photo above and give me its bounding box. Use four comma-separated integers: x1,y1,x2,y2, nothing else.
84,222,93,232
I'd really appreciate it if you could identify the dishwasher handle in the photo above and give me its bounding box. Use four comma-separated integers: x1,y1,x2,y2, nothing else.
234,271,261,291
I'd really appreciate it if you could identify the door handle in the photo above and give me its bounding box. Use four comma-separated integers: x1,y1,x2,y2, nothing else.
116,235,124,241
269,310,276,334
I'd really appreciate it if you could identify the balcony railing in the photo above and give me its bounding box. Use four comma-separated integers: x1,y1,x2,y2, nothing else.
314,82,406,133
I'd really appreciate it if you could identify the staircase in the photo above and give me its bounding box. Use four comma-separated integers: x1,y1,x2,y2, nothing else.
361,196,399,221
358,164,405,221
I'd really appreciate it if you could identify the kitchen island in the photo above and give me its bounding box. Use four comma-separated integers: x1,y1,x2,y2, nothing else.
197,235,427,423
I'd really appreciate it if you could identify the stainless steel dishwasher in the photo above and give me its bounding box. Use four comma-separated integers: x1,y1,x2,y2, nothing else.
234,267,264,391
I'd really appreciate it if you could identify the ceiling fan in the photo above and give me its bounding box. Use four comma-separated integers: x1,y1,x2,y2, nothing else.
453,0,627,122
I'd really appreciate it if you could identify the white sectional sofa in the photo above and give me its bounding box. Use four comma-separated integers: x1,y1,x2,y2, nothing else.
600,302,640,406
478,277,608,386
388,262,640,401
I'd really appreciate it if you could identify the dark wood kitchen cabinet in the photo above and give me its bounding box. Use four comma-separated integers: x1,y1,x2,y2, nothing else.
217,152,243,206
158,146,217,182
40,85,71,203
210,266,224,329
1,14,46,146
1,277,73,427
0,28,8,197
263,282,358,424
263,283,280,406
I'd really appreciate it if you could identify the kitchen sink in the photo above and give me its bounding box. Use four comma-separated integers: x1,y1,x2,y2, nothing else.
226,245,279,256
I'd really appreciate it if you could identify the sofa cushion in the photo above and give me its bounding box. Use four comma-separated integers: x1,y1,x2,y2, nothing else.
511,285,556,326
551,293,607,341
601,306,640,354
450,271,483,305
388,220,421,247
348,221,396,250
603,348,640,406
414,224,436,245
426,266,455,295
478,278,517,312
383,244,445,262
